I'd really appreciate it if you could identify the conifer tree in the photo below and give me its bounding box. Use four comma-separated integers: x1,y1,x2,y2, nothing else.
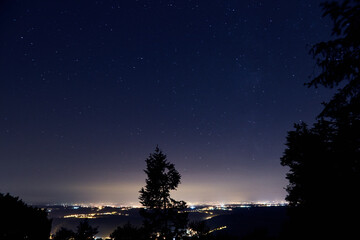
139,146,188,239
281,1,360,239
0,193,52,240
74,219,98,240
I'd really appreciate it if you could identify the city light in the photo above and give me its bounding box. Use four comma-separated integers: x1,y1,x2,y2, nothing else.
63,211,129,219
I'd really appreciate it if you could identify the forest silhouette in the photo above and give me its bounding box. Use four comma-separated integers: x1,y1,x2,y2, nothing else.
280,0,360,239
1,0,359,239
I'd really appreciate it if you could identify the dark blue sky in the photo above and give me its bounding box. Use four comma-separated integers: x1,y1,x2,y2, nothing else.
0,0,333,205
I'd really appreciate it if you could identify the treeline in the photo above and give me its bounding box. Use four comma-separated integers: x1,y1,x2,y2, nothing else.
280,0,360,240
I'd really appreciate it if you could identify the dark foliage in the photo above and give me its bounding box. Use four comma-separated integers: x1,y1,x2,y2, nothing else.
188,220,210,239
75,219,98,240
0,193,52,240
281,121,335,208
53,220,98,240
241,227,273,240
308,0,360,119
110,222,146,240
53,227,75,240
281,0,360,239
139,146,188,239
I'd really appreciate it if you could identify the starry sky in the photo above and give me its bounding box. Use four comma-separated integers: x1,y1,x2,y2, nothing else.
0,0,334,205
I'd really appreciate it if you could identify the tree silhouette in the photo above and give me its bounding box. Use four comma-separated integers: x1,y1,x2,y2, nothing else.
188,220,210,239
281,121,335,208
139,146,188,239
74,219,98,240
280,121,336,239
308,0,360,119
0,193,52,240
53,220,98,240
53,227,75,240
110,222,145,240
281,0,360,239
309,1,360,205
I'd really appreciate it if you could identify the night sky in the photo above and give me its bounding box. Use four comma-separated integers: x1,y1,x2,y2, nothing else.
1,0,334,205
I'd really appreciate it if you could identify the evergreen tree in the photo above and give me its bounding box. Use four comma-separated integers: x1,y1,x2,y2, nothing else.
281,1,360,239
110,222,145,240
0,193,52,240
308,0,360,119
74,219,98,240
139,146,188,239
308,1,360,203
53,227,75,240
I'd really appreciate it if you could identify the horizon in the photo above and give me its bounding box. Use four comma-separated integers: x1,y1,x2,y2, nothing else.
31,199,288,208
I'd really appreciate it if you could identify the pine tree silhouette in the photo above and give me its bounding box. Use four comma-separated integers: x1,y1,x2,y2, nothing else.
281,1,360,239
139,146,188,239
0,193,52,240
